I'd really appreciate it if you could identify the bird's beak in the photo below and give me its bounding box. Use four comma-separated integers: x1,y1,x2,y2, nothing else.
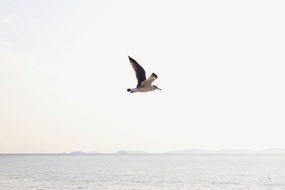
158,88,162,90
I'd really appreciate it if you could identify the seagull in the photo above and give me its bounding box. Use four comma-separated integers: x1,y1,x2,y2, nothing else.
127,56,161,93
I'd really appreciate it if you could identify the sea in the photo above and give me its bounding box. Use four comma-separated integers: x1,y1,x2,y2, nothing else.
1,154,285,190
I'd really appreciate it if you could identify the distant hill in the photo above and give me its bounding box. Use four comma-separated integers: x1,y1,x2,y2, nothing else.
69,151,88,155
166,149,216,154
166,148,285,154
66,148,285,155
68,151,99,155
67,150,147,155
116,150,147,154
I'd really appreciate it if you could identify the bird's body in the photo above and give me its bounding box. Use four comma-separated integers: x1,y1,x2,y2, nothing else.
127,85,157,93
127,56,161,93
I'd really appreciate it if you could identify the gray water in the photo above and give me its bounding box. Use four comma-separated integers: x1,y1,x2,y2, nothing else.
1,154,285,190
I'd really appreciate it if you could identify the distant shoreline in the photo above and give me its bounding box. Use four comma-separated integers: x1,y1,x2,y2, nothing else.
2,148,285,156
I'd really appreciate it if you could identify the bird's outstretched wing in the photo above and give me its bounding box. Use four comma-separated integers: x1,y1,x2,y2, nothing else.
128,56,146,88
141,73,158,87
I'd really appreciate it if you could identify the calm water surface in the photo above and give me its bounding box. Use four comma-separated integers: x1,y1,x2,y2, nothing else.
0,154,285,190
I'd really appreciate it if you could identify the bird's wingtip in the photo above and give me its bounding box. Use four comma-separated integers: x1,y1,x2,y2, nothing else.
152,73,158,78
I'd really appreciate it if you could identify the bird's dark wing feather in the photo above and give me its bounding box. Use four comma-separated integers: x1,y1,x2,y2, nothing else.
128,56,146,88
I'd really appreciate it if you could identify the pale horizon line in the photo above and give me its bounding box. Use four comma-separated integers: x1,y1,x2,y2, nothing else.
2,148,285,155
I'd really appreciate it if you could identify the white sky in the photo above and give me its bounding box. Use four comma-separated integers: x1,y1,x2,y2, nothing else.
0,0,285,153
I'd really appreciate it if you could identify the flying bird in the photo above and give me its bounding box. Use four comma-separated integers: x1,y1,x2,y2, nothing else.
127,56,161,93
